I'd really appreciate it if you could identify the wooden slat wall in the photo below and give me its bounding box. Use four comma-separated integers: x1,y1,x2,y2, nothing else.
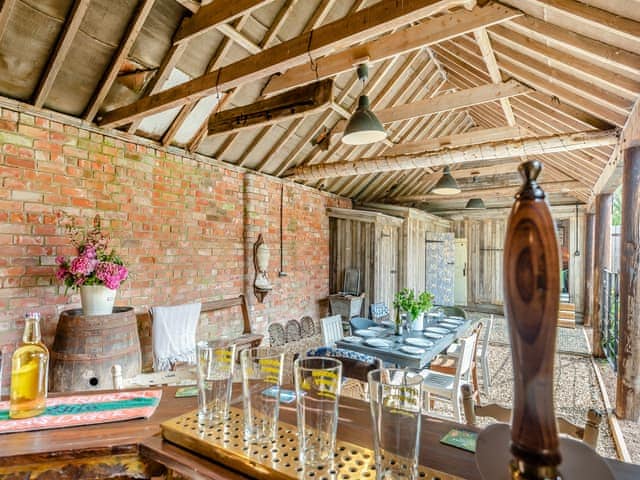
453,207,586,317
375,223,399,311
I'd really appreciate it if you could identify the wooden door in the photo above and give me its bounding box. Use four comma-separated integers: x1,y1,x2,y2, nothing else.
375,224,399,310
454,239,468,306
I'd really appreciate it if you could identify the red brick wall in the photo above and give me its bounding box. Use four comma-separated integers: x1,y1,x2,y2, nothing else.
0,105,351,384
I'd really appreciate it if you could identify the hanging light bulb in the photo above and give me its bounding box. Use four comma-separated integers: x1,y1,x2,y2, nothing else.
341,64,387,145
431,166,461,195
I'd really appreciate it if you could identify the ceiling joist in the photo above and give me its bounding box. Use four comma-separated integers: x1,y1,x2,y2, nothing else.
285,129,619,181
262,1,520,96
331,79,531,136
98,0,472,128
33,0,92,109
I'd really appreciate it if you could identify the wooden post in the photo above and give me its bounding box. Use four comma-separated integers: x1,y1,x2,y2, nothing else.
504,161,561,479
616,144,640,420
592,193,612,358
583,213,595,327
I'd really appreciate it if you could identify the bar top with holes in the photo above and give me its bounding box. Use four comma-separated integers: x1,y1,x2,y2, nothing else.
1,385,638,479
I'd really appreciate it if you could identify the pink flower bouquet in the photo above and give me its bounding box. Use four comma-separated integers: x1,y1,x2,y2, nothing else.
56,214,128,293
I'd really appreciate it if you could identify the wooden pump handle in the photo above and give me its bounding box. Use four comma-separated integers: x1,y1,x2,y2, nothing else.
503,160,562,479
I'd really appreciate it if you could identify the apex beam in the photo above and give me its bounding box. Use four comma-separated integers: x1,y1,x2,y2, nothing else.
284,129,619,180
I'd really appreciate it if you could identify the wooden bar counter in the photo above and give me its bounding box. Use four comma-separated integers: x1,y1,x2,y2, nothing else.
1,386,638,480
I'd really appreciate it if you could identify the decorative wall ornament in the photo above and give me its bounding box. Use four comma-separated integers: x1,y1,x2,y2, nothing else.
253,234,272,303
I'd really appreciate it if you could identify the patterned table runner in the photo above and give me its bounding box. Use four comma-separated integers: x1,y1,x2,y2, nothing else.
0,389,162,434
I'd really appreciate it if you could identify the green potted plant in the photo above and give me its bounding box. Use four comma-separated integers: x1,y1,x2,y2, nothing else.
393,288,434,333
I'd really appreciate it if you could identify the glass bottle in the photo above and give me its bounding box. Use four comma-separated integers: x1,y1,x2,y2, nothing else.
10,312,49,419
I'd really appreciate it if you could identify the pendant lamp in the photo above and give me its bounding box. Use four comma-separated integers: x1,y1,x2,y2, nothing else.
465,198,486,209
432,166,461,195
341,64,387,145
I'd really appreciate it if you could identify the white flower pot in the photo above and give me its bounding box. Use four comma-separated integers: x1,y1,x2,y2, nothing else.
411,312,425,331
80,285,116,316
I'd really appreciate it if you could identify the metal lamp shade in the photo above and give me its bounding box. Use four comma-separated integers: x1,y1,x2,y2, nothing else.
465,198,486,209
341,95,387,145
431,167,461,195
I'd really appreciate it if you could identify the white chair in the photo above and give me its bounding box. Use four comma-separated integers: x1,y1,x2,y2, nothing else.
151,302,202,371
320,314,344,347
446,315,494,393
420,331,478,422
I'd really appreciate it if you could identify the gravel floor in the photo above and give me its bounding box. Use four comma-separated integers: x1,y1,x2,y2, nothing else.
594,349,640,464
427,313,618,459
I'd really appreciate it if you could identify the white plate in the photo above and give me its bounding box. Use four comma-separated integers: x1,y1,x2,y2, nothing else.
342,336,362,343
381,320,395,328
354,329,378,337
364,338,394,348
424,332,443,340
400,345,425,355
424,326,451,335
368,326,387,333
441,318,463,325
405,337,434,348
438,322,459,330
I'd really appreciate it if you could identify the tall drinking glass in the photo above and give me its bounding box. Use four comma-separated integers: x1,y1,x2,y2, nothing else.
368,368,423,480
196,338,236,424
240,348,284,443
294,357,342,468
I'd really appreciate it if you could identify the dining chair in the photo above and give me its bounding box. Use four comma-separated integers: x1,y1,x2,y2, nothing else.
460,383,602,449
419,331,478,422
305,347,383,400
350,317,376,332
445,315,494,393
300,316,315,338
285,319,302,343
150,302,201,372
369,303,390,323
268,322,286,347
320,314,344,347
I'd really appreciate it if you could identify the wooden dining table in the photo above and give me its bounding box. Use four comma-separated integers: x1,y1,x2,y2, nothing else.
335,317,472,369
1,385,638,480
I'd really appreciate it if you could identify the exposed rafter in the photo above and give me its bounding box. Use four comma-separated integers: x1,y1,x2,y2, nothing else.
33,0,91,109
331,80,531,135
284,129,619,180
207,79,333,136
0,0,16,44
262,2,520,96
85,0,157,121
391,180,588,202
98,0,473,128
173,0,275,44
385,126,527,156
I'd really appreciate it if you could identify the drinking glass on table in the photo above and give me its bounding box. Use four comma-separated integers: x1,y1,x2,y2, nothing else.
240,347,284,443
294,357,342,468
368,368,423,480
196,338,236,424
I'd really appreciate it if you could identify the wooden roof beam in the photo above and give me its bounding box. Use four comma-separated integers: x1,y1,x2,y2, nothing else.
284,129,619,180
98,0,476,128
262,2,520,96
473,27,516,126
206,79,333,136
85,0,157,121
0,0,16,44
331,79,531,135
489,24,640,99
33,0,91,109
522,0,640,44
216,23,261,54
173,0,199,13
385,125,526,156
173,0,275,44
507,16,640,78
392,180,588,202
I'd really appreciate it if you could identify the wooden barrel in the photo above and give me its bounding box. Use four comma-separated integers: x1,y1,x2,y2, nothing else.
51,307,141,392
